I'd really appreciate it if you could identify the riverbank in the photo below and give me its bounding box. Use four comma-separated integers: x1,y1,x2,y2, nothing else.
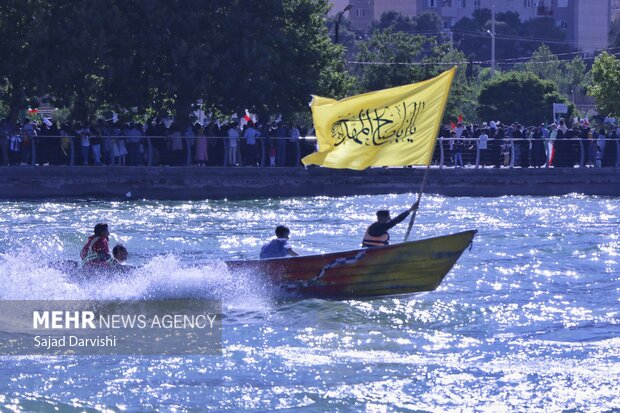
0,166,619,199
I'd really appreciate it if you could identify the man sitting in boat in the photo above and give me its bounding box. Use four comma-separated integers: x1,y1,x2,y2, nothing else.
362,201,419,247
80,223,114,269
260,225,299,259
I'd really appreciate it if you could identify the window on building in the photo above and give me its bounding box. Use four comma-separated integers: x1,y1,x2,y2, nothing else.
524,0,536,7
428,0,438,6
506,0,513,7
557,0,568,6
560,20,568,28
536,0,553,15
474,0,481,6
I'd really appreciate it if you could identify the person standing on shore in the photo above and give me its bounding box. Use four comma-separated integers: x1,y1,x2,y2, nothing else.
243,121,260,166
194,125,208,166
227,122,240,166
275,123,287,166
477,128,488,168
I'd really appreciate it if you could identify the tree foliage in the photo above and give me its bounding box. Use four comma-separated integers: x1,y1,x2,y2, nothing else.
356,31,430,91
452,9,573,64
0,1,52,119
371,10,443,37
524,44,562,84
0,0,351,123
587,52,620,117
523,44,588,99
354,29,476,122
477,71,569,125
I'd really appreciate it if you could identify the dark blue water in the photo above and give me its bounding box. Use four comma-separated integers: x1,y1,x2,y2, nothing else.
0,194,618,411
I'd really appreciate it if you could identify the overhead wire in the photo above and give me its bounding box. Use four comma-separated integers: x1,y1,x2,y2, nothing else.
352,27,582,46
345,46,620,67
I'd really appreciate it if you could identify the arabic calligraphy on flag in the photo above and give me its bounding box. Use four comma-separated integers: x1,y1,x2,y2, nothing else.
302,67,455,170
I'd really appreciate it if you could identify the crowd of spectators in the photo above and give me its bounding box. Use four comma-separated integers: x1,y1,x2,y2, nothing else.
0,116,315,167
435,118,620,168
0,115,619,168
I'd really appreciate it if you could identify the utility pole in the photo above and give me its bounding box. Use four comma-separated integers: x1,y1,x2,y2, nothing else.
487,6,496,76
491,6,496,76
335,4,353,44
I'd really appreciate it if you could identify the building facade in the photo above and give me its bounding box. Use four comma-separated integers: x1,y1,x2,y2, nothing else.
345,0,610,51
328,0,353,16
418,0,611,51
612,0,620,20
348,0,418,31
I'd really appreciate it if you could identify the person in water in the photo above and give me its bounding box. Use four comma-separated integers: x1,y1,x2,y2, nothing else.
110,243,134,272
80,223,114,269
260,225,299,259
51,243,128,274
362,201,420,247
112,243,128,263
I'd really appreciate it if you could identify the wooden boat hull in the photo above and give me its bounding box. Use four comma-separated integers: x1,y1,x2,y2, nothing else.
226,230,477,299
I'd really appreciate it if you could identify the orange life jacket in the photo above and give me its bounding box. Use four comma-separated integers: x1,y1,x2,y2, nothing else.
80,236,112,268
362,226,389,247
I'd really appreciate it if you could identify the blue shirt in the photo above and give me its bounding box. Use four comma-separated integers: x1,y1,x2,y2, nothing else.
259,238,291,259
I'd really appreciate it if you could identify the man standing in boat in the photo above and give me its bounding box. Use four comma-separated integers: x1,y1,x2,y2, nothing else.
362,201,419,247
80,223,114,269
260,225,299,259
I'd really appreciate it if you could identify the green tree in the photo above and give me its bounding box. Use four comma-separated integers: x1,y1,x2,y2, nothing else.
477,71,569,125
355,30,429,91
452,10,521,63
1,0,351,123
519,17,571,56
44,0,133,120
422,44,478,123
326,15,357,59
371,10,443,38
451,9,492,63
587,52,620,117
563,55,588,100
413,11,443,36
0,0,51,121
355,29,477,122
451,9,573,64
371,11,417,34
522,45,587,100
524,44,562,83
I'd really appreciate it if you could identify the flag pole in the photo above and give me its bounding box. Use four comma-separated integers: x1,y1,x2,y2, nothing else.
403,157,432,242
403,67,456,242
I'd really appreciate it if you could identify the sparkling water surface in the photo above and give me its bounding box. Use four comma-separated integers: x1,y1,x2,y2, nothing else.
0,194,618,412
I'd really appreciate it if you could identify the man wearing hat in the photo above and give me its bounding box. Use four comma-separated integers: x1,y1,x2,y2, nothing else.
362,201,419,247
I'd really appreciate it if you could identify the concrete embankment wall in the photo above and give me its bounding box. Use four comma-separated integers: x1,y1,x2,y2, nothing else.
0,166,618,200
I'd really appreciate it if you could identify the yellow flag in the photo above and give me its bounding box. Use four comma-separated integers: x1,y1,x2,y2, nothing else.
302,67,455,170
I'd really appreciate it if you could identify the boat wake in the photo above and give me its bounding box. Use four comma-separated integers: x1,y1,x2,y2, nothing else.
0,249,273,310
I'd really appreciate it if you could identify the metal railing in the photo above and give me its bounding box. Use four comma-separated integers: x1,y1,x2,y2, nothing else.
1,135,319,168
435,137,620,169
2,135,619,168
